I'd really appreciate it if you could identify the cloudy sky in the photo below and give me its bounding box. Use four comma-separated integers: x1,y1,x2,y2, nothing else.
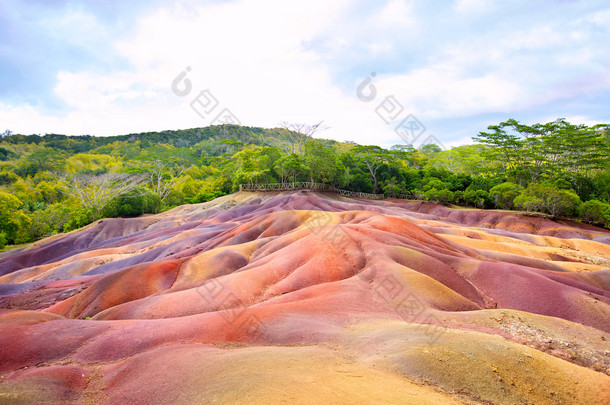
1,0,609,148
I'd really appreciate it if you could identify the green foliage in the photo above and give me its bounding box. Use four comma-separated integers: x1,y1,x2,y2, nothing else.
0,191,31,244
303,140,345,186
0,147,17,161
0,118,607,248
489,182,523,210
63,209,94,233
424,188,454,204
15,148,67,177
594,172,610,204
462,189,491,208
514,183,582,217
274,153,308,184
474,118,609,185
382,177,404,197
102,188,161,217
513,194,544,213
578,200,610,226
191,191,224,204
0,171,18,186
29,204,75,240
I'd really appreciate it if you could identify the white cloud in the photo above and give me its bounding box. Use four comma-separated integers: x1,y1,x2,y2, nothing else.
454,0,494,15
363,40,394,55
444,135,473,148
3,0,404,146
377,0,416,26
583,8,610,25
373,66,524,120
1,0,608,148
537,115,606,128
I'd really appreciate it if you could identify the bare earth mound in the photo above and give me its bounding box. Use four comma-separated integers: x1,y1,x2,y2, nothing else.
0,191,608,404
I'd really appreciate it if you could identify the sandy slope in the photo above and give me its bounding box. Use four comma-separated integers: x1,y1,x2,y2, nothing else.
0,191,608,404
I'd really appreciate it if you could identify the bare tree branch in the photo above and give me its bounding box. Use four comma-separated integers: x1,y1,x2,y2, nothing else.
148,161,186,203
60,173,148,216
274,121,329,154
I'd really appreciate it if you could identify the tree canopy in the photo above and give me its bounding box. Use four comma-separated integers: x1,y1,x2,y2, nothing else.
0,118,608,248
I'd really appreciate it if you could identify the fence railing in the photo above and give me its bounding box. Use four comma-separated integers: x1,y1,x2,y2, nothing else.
239,182,408,201
239,182,332,192
334,188,386,200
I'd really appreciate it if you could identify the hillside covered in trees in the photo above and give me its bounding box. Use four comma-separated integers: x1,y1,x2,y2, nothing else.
0,119,608,248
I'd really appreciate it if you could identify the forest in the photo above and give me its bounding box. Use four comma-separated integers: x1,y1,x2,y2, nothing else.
0,118,608,249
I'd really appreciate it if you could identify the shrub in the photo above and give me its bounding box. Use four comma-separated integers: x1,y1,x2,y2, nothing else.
424,188,454,204
490,182,523,209
463,189,491,208
514,183,581,217
578,200,610,226
102,188,161,217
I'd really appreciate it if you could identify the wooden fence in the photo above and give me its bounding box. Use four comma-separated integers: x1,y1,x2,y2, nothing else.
239,182,406,201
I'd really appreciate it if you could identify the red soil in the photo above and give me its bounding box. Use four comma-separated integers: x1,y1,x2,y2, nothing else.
0,191,608,404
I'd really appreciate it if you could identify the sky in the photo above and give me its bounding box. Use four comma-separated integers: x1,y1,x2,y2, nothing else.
1,0,609,149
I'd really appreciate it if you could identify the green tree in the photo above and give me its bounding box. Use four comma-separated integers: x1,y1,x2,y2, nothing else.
382,177,404,197
0,191,31,244
578,200,610,226
16,148,67,177
303,140,343,185
462,189,490,208
514,183,582,217
424,188,454,204
489,182,523,209
274,153,308,184
232,145,273,188
352,145,391,193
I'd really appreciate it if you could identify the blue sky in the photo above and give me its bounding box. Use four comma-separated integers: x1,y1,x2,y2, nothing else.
1,0,609,148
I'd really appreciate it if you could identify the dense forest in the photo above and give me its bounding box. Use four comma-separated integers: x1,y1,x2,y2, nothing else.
0,118,608,248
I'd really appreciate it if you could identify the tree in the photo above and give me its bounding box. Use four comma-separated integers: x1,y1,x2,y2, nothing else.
473,120,523,174
514,194,544,213
382,177,403,197
352,145,390,193
0,147,17,161
514,183,582,217
274,153,307,184
35,180,64,204
544,120,609,177
103,187,161,217
489,182,523,209
28,204,74,240
420,144,442,154
146,161,186,209
60,173,148,217
474,119,548,183
231,145,278,188
474,118,609,186
424,188,454,204
0,191,31,245
275,121,328,155
539,188,581,217
462,189,490,208
16,148,67,177
578,200,610,226
427,144,496,175
594,172,610,204
303,140,343,185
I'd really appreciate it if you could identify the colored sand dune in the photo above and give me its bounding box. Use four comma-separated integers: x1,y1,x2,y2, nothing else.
0,191,609,404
